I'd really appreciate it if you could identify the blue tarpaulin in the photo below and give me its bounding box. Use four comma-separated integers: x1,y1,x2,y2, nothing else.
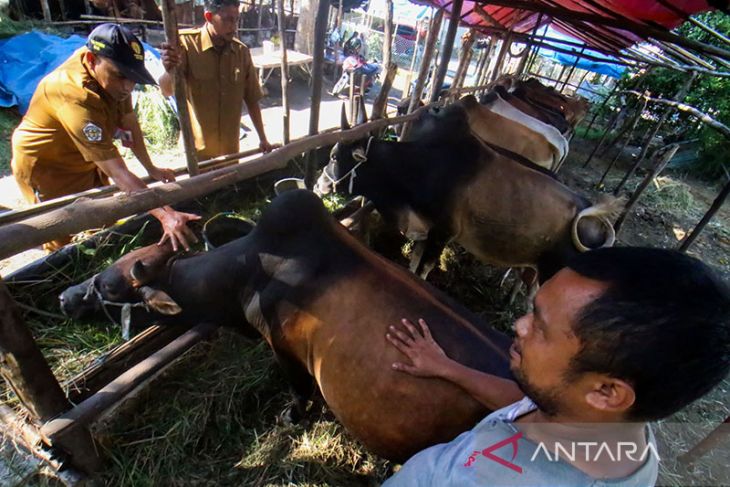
535,27,625,79
0,31,161,115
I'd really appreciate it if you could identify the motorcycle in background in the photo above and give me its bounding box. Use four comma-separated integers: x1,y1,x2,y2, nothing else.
330,31,382,96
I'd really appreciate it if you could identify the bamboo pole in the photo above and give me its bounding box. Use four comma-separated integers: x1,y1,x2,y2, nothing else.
490,32,512,83
613,73,697,195
305,0,330,188
0,147,269,227
383,0,394,70
559,46,585,92
161,0,199,176
613,144,680,235
0,107,430,260
451,29,477,94
679,180,730,252
40,0,52,21
403,19,424,98
596,96,649,188
0,278,101,473
41,322,219,441
371,62,398,120
407,9,443,114
431,0,464,102
277,0,290,144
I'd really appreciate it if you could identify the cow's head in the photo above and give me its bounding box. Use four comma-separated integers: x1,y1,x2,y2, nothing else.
59,242,182,324
316,101,371,196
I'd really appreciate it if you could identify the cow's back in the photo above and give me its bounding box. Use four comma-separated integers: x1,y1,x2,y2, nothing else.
251,191,512,462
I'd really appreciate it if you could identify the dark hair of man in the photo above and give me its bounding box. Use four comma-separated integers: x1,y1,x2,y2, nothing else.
205,0,239,14
566,247,730,421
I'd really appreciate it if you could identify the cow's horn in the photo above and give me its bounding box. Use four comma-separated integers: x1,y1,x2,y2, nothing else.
357,94,368,125
341,103,350,130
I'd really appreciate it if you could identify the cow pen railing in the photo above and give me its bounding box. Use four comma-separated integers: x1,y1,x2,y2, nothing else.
0,108,424,481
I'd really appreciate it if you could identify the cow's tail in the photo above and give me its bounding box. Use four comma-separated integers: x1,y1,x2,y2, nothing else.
571,195,625,252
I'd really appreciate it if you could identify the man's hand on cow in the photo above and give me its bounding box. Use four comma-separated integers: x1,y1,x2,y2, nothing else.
387,318,452,378
156,208,201,252
148,166,176,183
259,139,274,153
160,42,181,72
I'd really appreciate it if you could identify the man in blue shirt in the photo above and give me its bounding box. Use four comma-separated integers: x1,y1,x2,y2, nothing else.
384,247,729,486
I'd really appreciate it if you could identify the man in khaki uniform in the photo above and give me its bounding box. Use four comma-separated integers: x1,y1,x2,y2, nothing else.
159,0,273,160
12,24,199,252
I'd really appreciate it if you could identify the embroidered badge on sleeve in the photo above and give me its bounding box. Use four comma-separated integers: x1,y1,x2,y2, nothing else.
83,122,103,142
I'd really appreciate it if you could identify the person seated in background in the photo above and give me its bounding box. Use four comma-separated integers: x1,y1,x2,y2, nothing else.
11,23,199,252
384,247,730,487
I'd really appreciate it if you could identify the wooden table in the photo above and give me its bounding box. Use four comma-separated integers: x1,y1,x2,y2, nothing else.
250,47,314,94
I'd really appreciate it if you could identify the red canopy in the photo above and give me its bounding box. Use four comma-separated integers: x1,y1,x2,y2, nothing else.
415,0,718,53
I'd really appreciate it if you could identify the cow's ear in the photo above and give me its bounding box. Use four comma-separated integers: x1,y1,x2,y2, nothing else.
130,259,149,285
138,286,182,315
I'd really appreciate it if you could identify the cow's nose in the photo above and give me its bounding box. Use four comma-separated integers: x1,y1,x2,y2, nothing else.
58,294,69,315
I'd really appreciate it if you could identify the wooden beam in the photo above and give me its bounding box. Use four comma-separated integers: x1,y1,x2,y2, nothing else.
64,324,192,404
160,0,199,176
472,0,730,61
431,0,465,102
0,147,267,227
0,107,431,260
0,278,101,473
41,322,219,442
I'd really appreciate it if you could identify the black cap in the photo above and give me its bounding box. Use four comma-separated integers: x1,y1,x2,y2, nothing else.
86,23,156,85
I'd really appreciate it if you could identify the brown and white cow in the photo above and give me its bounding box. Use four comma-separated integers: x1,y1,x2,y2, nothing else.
461,94,564,171
59,190,514,463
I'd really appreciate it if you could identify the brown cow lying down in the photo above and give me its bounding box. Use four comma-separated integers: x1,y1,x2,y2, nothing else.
59,190,513,463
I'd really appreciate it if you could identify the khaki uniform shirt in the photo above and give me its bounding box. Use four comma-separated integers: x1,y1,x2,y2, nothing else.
11,47,131,203
178,26,263,160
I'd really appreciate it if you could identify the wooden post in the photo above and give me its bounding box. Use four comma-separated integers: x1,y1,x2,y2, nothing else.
277,0,290,144
40,0,52,21
372,62,398,119
451,29,476,94
596,97,649,189
0,278,101,473
613,73,697,195
490,31,512,83
679,179,730,252
383,0,394,70
161,0,199,176
613,144,679,235
407,9,443,114
583,99,633,168
403,19,423,98
305,0,330,188
476,35,496,95
430,0,464,102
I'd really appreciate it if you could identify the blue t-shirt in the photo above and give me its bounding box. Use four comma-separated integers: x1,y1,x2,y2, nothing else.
383,397,659,487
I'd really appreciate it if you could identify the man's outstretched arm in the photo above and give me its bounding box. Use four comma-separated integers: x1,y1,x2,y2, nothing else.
387,318,524,411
